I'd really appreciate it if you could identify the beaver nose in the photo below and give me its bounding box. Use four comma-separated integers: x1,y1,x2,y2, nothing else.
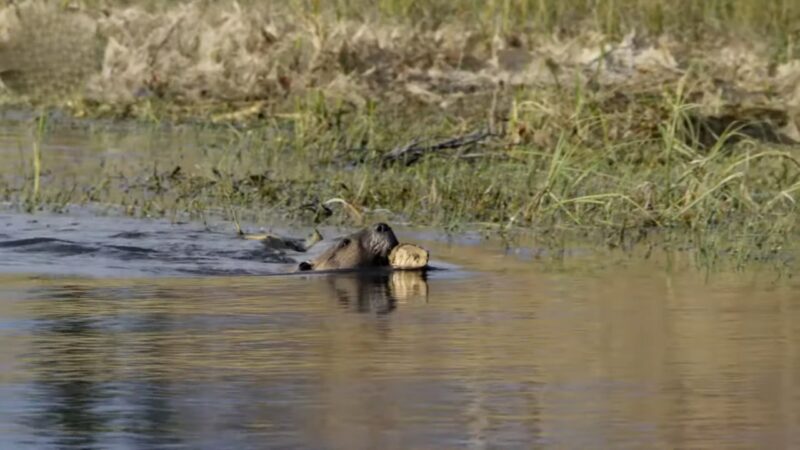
375,223,391,233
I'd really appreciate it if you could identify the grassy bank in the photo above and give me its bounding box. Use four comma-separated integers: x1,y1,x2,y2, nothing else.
6,88,798,269
0,0,799,267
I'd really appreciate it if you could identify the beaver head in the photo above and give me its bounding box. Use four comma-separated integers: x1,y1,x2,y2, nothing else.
297,223,399,271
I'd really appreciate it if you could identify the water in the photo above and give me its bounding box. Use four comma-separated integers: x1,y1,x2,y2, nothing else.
0,211,302,277
2,117,800,449
1,212,799,449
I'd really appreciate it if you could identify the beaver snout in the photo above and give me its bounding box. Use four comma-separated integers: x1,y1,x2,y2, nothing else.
374,223,391,233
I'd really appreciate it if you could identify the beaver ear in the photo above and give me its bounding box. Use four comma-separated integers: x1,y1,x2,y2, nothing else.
338,238,351,249
298,261,313,271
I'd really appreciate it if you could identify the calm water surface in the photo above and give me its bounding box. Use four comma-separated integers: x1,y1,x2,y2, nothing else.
0,212,799,449
1,116,800,449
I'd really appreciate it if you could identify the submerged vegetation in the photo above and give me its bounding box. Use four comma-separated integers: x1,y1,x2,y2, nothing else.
0,0,799,267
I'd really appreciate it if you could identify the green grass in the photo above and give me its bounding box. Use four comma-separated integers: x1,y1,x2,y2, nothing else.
6,82,798,271
0,0,799,270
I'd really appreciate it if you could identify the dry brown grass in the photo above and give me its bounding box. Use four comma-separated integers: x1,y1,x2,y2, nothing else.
0,0,797,134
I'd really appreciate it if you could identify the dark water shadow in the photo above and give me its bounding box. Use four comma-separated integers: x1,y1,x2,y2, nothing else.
0,212,304,276
19,284,185,449
0,212,464,279
0,237,98,254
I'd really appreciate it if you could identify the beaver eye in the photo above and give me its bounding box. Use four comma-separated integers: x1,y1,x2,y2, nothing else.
338,238,351,249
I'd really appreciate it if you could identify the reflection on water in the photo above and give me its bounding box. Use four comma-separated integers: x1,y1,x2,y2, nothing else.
0,269,436,449
1,264,799,449
324,270,429,314
1,231,800,448
16,283,183,449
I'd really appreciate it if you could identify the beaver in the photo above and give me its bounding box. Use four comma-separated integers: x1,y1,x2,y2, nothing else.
297,223,399,272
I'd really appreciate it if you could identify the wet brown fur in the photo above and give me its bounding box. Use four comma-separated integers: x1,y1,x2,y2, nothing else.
298,223,399,271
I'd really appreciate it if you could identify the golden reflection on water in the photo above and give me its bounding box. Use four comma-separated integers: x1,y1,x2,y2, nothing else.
0,247,799,449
